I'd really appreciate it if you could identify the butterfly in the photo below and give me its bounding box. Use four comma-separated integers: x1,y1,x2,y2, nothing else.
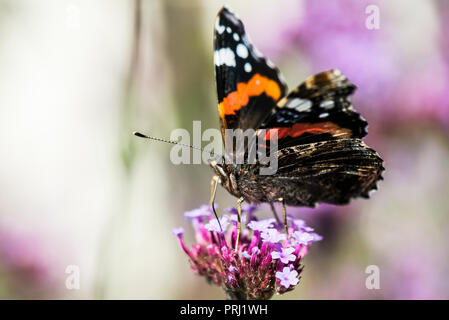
209,6,384,232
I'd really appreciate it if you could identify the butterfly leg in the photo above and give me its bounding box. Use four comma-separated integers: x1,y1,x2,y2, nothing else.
277,197,288,236
269,202,281,224
235,197,244,251
209,175,222,231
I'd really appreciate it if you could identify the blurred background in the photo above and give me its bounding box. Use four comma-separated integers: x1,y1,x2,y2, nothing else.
1,0,448,299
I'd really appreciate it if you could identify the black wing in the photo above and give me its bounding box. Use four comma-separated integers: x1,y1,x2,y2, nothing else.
214,6,287,135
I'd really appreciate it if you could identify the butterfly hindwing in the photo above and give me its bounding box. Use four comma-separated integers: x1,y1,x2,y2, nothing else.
260,70,368,148
214,7,287,135
239,139,384,206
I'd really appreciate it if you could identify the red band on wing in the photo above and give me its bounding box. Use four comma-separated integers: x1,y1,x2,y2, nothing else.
218,73,281,120
263,122,344,140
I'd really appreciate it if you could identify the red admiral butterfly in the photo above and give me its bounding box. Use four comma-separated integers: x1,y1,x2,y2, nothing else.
209,6,384,242
134,6,384,249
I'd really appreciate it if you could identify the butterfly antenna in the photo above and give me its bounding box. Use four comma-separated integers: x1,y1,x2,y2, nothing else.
133,131,219,159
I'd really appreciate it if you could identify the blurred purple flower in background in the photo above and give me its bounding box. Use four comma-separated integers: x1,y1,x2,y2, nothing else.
248,0,449,131
294,0,398,106
172,205,321,300
0,226,62,296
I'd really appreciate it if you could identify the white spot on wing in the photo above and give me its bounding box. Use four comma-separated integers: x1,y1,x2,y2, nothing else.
233,33,240,41
236,43,249,59
226,27,232,33
285,98,312,112
214,48,236,67
319,112,329,118
320,100,334,109
244,62,252,72
215,19,225,34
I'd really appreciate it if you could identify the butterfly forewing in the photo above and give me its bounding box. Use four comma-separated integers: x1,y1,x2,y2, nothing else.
214,6,287,135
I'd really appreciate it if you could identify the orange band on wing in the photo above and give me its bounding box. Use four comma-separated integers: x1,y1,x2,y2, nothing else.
263,122,350,140
218,74,282,120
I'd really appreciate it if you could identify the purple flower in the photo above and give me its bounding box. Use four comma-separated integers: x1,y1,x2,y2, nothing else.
173,204,319,299
184,205,213,220
205,216,229,233
292,219,305,228
261,228,287,243
302,226,314,232
271,247,296,264
310,233,323,242
276,266,300,288
225,207,238,215
247,218,276,232
229,214,247,225
290,218,314,232
171,227,185,237
293,231,315,245
242,205,258,217
225,205,258,218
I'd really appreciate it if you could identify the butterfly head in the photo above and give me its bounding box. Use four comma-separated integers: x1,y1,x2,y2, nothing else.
209,159,240,197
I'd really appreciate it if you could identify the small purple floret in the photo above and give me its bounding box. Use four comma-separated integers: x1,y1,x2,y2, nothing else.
184,205,213,220
271,247,296,264
247,218,276,232
171,227,185,237
293,231,315,245
205,216,229,233
261,228,287,243
276,266,299,288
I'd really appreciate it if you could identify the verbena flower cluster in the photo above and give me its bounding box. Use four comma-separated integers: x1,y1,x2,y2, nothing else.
172,204,322,300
